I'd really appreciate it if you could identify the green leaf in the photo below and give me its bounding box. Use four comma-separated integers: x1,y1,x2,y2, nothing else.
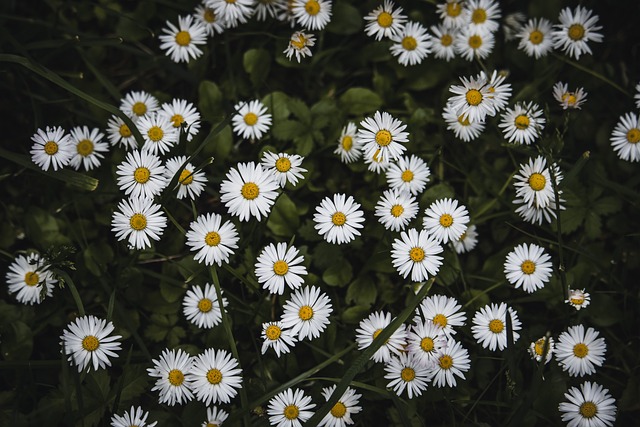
272,119,308,141
322,258,353,287
339,87,383,115
325,2,362,35
262,91,291,121
198,80,223,121
295,134,314,156
346,276,377,307
341,305,371,324
243,48,271,87
560,207,586,234
421,182,455,205
0,320,33,360
288,98,311,123
83,242,114,276
584,211,602,239
592,196,622,215
266,193,300,237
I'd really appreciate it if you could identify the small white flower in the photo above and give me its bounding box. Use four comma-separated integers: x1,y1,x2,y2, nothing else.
163,156,207,200
110,406,157,427
465,0,501,33
5,253,57,305
448,73,497,123
559,381,617,427
60,315,122,372
138,113,178,155
482,70,512,113
364,0,407,41
498,101,546,145
430,24,457,61
384,352,430,399
556,324,607,377
443,102,486,142
255,0,279,21
292,0,332,31
313,194,365,245
528,336,555,364
389,21,433,66
255,242,307,295
207,0,254,28
185,213,239,266
454,26,495,61
106,115,137,150
68,126,109,171
201,406,228,427
231,100,272,141
355,311,407,364
423,198,470,244
357,111,409,164
429,337,471,387
610,112,640,162
552,82,588,110
267,388,316,427
147,348,194,406
406,320,446,368
219,162,279,222
504,243,553,293
115,150,167,200
517,18,554,59
386,154,431,196
30,126,74,171
363,148,392,174
193,2,226,36
261,321,297,357
111,196,168,250
566,288,591,310
318,385,362,427
471,302,522,351
261,151,307,187
119,90,159,122
391,228,443,282
552,6,603,60
513,155,563,211
415,294,467,336
334,123,362,163
436,0,467,29
182,283,228,329
188,348,243,405
159,15,207,63
451,224,478,254
280,285,332,340
284,30,316,62
374,188,419,232
158,98,202,142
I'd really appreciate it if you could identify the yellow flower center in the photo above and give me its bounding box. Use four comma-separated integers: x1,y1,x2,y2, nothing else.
205,231,221,246
119,124,132,137
528,172,546,191
377,11,393,28
401,367,416,382
244,112,258,126
440,34,453,46
341,135,353,151
207,424,219,427
579,402,597,418
372,328,383,340
273,260,289,276
420,337,435,352
132,102,147,116
332,212,346,226
82,335,99,351
241,182,259,200
330,402,347,418
409,247,425,262
573,343,589,358
198,298,213,313
390,204,404,218
129,213,147,231
225,0,236,3
568,24,585,41
570,295,585,305
471,8,487,24
24,271,39,287
401,36,417,51
626,128,640,144
175,30,191,46
171,114,185,128
206,368,223,385
298,305,314,321
401,170,414,182
275,157,292,172
439,213,453,227
375,129,392,146
304,0,320,15
457,115,470,126
147,126,164,142
168,369,184,386
488,319,504,333
284,404,299,420
265,325,281,340
466,89,482,106
446,2,462,17
134,167,151,184
179,169,194,185
529,30,544,45
433,314,448,328
204,8,216,23
439,354,453,369
291,34,307,50
521,260,536,275
468,35,483,49
515,115,530,130
77,139,94,156
44,141,59,155
534,338,547,356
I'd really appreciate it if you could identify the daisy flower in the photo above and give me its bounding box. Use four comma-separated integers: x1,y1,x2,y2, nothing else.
281,285,332,340
60,315,122,372
364,0,407,41
391,228,443,282
503,12,526,41
119,90,159,122
443,102,486,142
219,162,279,222
465,0,501,33
159,98,201,142
386,154,430,195
407,320,446,368
106,115,137,150
636,82,640,110
110,406,157,427
231,100,272,141
436,0,467,29
159,15,207,63
115,150,166,199
451,224,478,254
182,282,228,329
517,17,553,59
389,21,433,66
284,30,316,62
68,126,109,171
552,6,603,60
313,193,365,245
318,385,362,427
148,348,194,406
255,242,307,295
163,156,207,200
552,82,588,110
292,0,332,31
334,122,361,163
556,324,607,377
559,381,616,427
357,111,409,164
448,73,496,123
454,26,495,61
275,0,296,25
355,311,407,364
384,352,430,399
513,155,563,209
267,388,315,427
202,406,229,427
429,337,471,387
185,212,239,266
471,302,522,351
423,198,470,244
363,149,392,174
30,126,73,171
261,151,307,187
514,198,564,225
255,0,279,21
6,253,57,305
430,24,457,61
261,321,297,357
193,2,226,36
415,294,467,336
566,288,591,310
481,70,512,112
374,188,419,232
111,196,167,250
188,348,242,405
138,113,178,155
499,101,546,145
528,336,555,364
207,0,254,28
504,243,553,293
610,112,640,162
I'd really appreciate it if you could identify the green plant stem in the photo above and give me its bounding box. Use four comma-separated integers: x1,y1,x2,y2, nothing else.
54,269,85,316
552,52,630,97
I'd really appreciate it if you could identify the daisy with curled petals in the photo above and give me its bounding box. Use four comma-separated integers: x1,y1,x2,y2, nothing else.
163,156,207,200
318,386,361,427
193,2,225,36
220,162,279,222
30,126,73,171
429,337,471,387
385,352,430,399
231,100,272,140
517,17,553,59
559,381,617,427
375,189,418,232
386,154,431,196
407,320,446,368
391,228,443,282
436,0,467,29
284,30,316,62
60,315,122,372
261,321,297,357
111,196,167,250
6,253,57,305
119,90,159,122
552,6,603,60
499,101,546,145
281,285,332,340
355,311,407,363
364,0,407,41
504,243,553,293
207,0,254,28
566,288,591,311
610,112,640,162
185,213,239,266
454,26,495,61
292,0,332,31
443,102,486,142
423,198,470,244
430,24,457,61
465,0,501,33
313,193,365,244
528,336,555,364
159,98,201,142
267,388,315,427
556,324,606,377
110,406,157,427
416,294,467,336
255,242,307,295
448,74,496,123
115,150,166,199
358,111,409,164
159,15,207,63
148,348,194,406
68,126,109,171
389,21,433,66
188,348,243,405
471,302,521,351
261,151,307,187
138,113,178,155
334,122,362,163
451,224,478,254
481,70,512,113
182,283,228,329
553,82,588,110
106,115,137,150
202,406,228,427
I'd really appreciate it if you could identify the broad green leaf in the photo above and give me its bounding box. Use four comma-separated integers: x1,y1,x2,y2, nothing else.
325,2,362,35
198,80,223,121
288,98,311,123
243,48,271,87
322,258,353,287
339,87,383,115
266,193,300,237
272,119,308,141
83,242,114,276
262,91,291,121
0,320,33,360
584,211,602,239
341,305,371,324
421,182,455,205
206,124,232,162
346,276,377,307
295,134,314,156
592,196,622,215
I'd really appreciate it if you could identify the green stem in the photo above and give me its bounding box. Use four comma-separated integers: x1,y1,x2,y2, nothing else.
552,52,630,97
55,269,85,316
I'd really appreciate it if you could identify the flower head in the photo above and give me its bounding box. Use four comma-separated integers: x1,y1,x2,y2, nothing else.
355,311,407,364
30,126,74,171
391,228,443,282
566,288,591,310
255,242,308,295
552,82,588,110
552,6,603,60
185,213,239,266
498,101,546,145
219,162,279,222
284,30,316,62
374,188,419,232
292,0,332,31
267,388,316,427
517,18,553,58
428,337,471,387
115,150,167,200
364,0,407,41
119,90,159,122
556,324,606,377
281,285,333,340
110,406,157,427
443,102,486,142
148,348,194,406
448,74,497,123
182,283,228,329
528,336,555,364
384,352,430,399
60,315,122,372
6,253,57,305
334,123,362,163
389,21,433,66
158,98,202,142
106,115,137,150
111,196,168,250
513,155,562,209
193,2,226,36
431,24,458,61
261,321,297,357
504,243,553,293
423,198,470,244
163,156,207,200
559,381,616,427
386,155,431,196
138,113,178,155
231,100,272,140
610,112,640,162
159,15,207,63
357,111,409,164
207,0,254,28
261,151,307,187
188,348,243,405
68,126,109,171
451,224,478,254
201,406,229,427
471,302,522,351
415,294,467,336
318,385,362,427
313,194,365,244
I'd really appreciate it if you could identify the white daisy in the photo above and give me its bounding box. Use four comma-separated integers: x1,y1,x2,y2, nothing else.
185,212,239,266
429,337,471,387
261,321,297,357
115,150,166,199
436,0,467,29
318,385,362,427
363,148,392,174
261,151,307,187
514,197,564,225
267,388,315,427
354,311,407,364
415,294,467,336
111,196,167,250
610,112,640,162
106,115,137,150
636,82,640,110
465,0,501,32
280,285,332,340
255,0,279,21
451,224,478,254
60,315,122,372
389,21,433,66
182,282,228,329
292,0,331,31
552,82,588,110
188,348,243,405
68,126,109,171
481,70,512,112
275,0,296,26
513,155,562,209
110,406,157,427
147,348,194,406
391,228,443,282
552,6,603,60
448,73,496,123
374,188,418,232
334,122,362,163
423,198,470,244
566,288,591,311
454,26,495,61
386,154,431,196
528,336,555,364
502,12,526,42
504,243,553,293
364,0,407,41
30,126,73,171
471,302,521,351
406,320,446,368
219,162,279,222
357,111,409,164
202,406,229,427
159,98,201,142
556,324,607,377
384,352,430,399
284,30,316,63
430,24,457,61
6,253,57,305
517,17,553,59
498,101,546,145
231,100,272,141
313,193,365,245
255,242,307,295
119,90,159,122
163,156,207,200
443,101,486,142
193,2,226,36
207,0,254,28
559,381,617,427
138,113,178,155
159,15,207,63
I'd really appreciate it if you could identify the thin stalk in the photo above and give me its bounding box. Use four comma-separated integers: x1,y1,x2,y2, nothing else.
55,269,85,316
